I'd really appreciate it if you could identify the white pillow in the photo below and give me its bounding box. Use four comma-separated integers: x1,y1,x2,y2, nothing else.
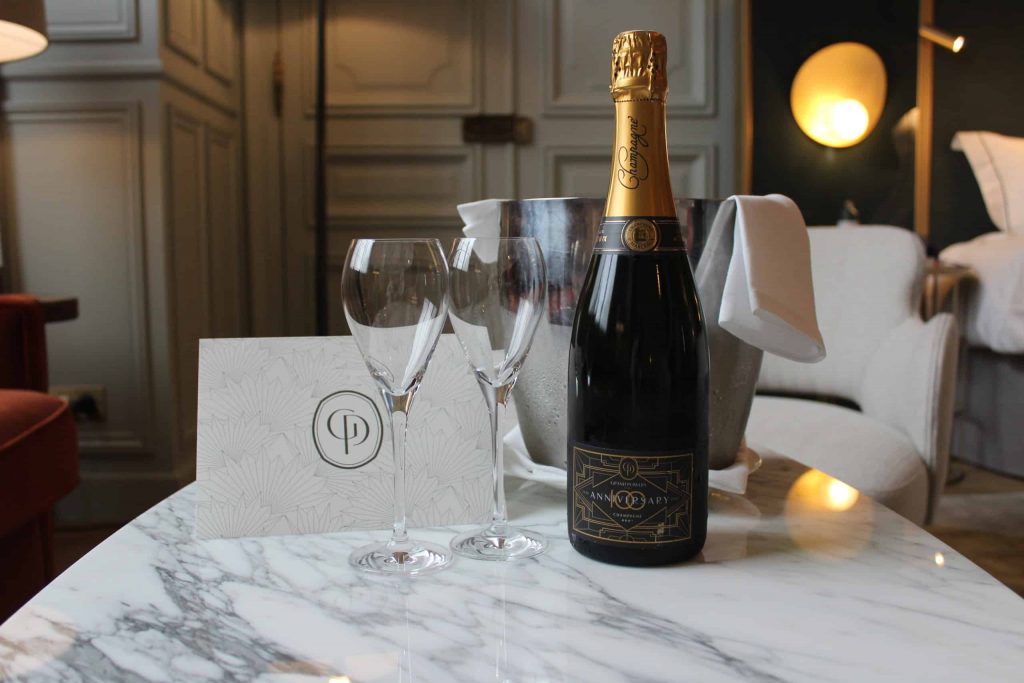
951,131,1024,233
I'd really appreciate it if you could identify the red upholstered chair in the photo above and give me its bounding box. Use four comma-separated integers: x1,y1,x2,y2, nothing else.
0,294,79,622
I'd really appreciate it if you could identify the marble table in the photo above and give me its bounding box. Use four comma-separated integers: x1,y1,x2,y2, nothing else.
2,454,1023,682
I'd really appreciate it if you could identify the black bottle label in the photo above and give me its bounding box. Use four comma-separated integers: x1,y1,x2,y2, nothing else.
571,444,693,545
593,216,686,254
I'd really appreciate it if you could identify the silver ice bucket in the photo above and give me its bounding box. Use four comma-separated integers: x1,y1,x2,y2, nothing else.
501,197,761,471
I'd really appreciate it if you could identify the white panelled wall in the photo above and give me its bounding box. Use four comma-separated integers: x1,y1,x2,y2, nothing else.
1,0,738,524
0,0,246,524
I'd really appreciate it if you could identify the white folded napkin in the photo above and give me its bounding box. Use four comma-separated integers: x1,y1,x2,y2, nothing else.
720,194,826,363
457,199,507,261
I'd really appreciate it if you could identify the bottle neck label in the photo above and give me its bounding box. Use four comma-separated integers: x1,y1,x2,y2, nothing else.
594,216,686,254
604,99,676,219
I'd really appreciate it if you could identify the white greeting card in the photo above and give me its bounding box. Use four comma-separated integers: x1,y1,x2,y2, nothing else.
195,334,492,539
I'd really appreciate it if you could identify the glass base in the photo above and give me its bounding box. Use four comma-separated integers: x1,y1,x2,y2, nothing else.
349,539,453,576
450,524,547,561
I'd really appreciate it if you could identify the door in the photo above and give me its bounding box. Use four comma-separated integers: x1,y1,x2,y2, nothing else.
272,0,516,335
249,0,737,335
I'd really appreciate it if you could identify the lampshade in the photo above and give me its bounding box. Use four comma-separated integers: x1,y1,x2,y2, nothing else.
790,42,887,149
0,0,48,64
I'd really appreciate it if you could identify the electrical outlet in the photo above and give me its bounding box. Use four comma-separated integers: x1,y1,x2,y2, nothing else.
50,384,107,423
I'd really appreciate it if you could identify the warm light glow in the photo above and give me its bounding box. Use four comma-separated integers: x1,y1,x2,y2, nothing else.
825,478,859,512
784,469,873,558
791,42,887,148
952,36,965,53
328,677,352,683
934,552,946,567
807,98,870,148
789,469,861,512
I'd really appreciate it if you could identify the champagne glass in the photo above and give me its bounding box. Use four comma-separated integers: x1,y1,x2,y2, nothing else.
342,238,453,575
448,237,547,560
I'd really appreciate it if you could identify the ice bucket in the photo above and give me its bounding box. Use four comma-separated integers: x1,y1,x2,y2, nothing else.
500,197,761,471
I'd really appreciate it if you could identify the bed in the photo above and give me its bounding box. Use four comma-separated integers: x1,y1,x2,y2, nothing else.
938,131,1024,477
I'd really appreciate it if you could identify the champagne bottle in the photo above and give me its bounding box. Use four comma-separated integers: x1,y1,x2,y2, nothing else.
567,30,709,566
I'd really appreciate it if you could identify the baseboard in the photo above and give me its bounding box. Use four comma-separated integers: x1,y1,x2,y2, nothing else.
55,469,191,527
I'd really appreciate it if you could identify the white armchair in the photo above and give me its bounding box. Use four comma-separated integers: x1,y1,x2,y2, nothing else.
745,227,959,525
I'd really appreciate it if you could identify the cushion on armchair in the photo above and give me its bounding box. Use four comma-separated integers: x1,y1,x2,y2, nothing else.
0,390,79,537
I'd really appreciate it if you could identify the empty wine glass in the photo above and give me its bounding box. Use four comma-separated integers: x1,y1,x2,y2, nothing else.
342,238,452,575
448,237,547,560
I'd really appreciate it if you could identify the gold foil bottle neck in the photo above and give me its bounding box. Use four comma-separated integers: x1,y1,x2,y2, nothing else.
610,30,668,101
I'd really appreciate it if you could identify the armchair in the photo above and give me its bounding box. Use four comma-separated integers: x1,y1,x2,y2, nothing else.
745,227,958,525
0,294,79,622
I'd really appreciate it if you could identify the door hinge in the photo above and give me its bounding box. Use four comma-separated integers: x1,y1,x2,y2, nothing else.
272,50,284,117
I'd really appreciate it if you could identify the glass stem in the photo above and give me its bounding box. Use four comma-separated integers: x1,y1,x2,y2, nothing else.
383,391,413,547
483,381,513,533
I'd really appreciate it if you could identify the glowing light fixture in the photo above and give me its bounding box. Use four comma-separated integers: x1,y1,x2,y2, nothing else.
789,469,861,513
0,0,48,64
934,551,945,567
826,478,859,512
790,42,887,148
919,25,965,53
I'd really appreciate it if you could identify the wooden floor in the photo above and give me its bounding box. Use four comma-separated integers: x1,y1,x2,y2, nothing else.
52,459,1024,595
927,460,1024,597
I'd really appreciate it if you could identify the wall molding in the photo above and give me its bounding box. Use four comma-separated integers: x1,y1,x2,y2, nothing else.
202,0,237,85
48,0,139,42
164,103,209,455
301,0,484,117
0,61,239,118
204,121,246,336
163,103,245,457
2,100,155,456
0,58,164,80
307,144,483,228
80,432,147,453
165,0,204,65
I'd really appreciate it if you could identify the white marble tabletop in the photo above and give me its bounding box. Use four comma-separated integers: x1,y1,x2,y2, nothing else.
2,453,1023,682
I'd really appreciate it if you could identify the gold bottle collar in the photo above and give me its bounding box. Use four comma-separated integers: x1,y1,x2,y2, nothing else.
610,30,668,102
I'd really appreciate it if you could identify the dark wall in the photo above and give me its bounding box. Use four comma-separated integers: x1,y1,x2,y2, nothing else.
751,0,919,227
930,0,1024,250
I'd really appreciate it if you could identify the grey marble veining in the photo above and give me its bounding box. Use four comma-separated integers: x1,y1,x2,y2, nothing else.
2,454,1023,682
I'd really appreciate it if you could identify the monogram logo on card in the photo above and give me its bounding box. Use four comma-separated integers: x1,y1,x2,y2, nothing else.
312,391,384,469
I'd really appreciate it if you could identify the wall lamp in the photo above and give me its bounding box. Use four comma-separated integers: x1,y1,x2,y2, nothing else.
790,42,888,149
919,25,965,53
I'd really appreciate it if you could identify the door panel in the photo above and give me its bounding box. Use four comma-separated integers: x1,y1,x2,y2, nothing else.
277,0,513,335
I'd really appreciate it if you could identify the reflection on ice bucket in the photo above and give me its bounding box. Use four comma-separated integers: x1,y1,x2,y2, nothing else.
499,197,762,471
